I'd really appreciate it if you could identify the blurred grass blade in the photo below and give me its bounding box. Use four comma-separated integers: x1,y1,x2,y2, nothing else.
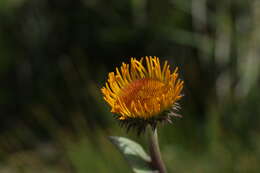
109,136,158,173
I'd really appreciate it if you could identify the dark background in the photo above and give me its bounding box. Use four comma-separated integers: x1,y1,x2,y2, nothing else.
1,0,260,172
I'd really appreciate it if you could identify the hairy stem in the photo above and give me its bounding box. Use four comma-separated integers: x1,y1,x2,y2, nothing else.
148,126,167,173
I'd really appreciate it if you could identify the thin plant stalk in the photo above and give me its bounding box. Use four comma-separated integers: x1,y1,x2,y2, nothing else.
148,126,167,173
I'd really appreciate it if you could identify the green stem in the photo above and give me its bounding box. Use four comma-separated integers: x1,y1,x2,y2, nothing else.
148,126,167,173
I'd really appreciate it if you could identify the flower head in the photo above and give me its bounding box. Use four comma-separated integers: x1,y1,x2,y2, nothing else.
101,56,184,132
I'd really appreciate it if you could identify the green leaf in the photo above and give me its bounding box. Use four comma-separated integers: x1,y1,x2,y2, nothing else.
109,136,158,173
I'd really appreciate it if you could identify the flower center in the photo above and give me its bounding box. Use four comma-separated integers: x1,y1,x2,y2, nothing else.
118,78,170,117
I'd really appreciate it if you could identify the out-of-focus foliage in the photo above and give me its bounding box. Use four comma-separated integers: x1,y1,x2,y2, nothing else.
1,0,260,172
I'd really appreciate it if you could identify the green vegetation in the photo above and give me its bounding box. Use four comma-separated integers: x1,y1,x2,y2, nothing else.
1,0,260,172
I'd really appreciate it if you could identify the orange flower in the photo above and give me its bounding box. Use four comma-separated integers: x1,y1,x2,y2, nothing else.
101,56,184,131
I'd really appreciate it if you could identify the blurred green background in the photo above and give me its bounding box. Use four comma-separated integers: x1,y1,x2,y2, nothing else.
1,0,260,172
